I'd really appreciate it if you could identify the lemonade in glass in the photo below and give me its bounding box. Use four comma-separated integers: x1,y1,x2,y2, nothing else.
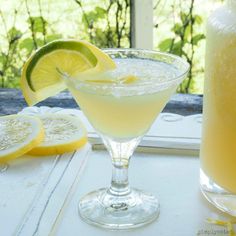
20,40,189,230
63,49,189,229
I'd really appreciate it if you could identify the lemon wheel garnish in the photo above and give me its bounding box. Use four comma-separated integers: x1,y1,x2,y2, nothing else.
28,114,87,156
21,39,116,106
0,115,44,163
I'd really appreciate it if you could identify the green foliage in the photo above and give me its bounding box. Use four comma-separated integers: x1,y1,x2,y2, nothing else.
0,25,22,88
159,39,173,51
157,0,206,93
19,38,34,52
192,34,205,45
77,0,130,48
46,34,62,43
82,7,106,24
27,16,47,33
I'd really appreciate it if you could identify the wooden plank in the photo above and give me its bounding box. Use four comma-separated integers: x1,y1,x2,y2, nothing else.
130,0,153,49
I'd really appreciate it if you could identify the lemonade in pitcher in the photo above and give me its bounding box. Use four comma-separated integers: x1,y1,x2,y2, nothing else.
200,0,236,215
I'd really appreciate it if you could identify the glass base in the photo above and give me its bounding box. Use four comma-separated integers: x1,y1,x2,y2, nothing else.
78,188,160,230
200,169,236,216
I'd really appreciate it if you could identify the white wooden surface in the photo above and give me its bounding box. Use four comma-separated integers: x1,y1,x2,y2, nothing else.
131,0,153,49
0,107,235,235
0,147,90,236
53,151,236,236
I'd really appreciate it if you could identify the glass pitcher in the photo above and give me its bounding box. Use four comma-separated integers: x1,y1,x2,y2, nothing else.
200,0,236,216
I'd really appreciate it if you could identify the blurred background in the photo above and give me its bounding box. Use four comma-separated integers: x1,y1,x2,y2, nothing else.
0,0,224,93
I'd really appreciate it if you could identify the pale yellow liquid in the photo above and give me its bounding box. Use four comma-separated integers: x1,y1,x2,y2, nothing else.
201,7,236,193
68,59,178,139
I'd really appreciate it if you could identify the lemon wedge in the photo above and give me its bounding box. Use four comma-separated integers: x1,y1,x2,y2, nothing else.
0,115,44,163
21,39,116,106
28,114,87,156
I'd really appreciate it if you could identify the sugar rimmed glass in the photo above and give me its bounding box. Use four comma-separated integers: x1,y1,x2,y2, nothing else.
62,49,189,230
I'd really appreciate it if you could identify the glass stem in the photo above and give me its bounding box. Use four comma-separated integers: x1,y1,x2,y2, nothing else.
109,159,131,196
101,135,142,197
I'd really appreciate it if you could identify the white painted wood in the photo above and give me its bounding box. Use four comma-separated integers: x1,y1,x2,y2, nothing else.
3,106,234,235
0,148,90,236
54,151,236,236
15,147,90,236
131,0,153,49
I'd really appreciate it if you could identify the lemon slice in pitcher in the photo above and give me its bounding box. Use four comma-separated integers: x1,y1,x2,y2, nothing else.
0,115,44,163
28,114,87,156
21,39,116,106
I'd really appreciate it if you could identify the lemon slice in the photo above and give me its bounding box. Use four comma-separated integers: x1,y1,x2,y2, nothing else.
28,114,87,156
120,75,138,84
83,74,139,84
21,39,116,106
0,115,44,163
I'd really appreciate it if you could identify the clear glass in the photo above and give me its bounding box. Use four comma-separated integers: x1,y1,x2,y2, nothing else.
62,49,189,230
228,0,236,10
200,1,236,216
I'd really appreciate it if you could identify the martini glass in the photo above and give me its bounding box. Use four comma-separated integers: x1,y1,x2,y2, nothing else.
63,49,189,230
